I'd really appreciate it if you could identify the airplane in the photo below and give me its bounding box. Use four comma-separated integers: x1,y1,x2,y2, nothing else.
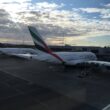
0,26,110,70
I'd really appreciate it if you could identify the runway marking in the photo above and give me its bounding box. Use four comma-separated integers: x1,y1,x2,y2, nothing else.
102,104,110,110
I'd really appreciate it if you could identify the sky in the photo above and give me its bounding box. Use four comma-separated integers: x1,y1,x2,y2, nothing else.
0,0,110,46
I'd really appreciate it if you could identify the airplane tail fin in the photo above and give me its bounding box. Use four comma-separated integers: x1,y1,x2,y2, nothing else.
28,26,65,64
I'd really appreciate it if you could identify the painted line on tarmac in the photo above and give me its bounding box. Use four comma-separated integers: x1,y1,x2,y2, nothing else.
102,104,110,110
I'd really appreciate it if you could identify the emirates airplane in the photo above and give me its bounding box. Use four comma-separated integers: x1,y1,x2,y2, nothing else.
0,26,110,68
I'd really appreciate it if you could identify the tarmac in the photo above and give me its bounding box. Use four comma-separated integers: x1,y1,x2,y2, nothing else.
0,55,110,110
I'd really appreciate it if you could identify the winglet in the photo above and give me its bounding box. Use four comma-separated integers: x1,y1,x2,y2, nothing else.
28,26,65,64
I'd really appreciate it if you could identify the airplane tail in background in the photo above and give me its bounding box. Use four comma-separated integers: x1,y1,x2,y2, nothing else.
28,26,65,64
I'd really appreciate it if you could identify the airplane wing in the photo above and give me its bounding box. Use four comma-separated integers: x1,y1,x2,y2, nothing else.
83,61,110,71
87,61,110,67
69,60,110,71
62,58,110,67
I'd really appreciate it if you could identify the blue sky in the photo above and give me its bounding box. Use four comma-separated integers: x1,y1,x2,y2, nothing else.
32,0,110,10
0,0,110,46
32,0,110,8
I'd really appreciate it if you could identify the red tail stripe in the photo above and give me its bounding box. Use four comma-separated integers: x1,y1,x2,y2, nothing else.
48,50,64,63
42,43,64,62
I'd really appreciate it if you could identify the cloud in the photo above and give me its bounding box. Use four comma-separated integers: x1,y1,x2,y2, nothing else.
104,3,110,8
34,2,64,11
79,7,110,19
0,1,110,46
0,9,16,32
0,8,32,44
79,8,101,13
0,0,31,3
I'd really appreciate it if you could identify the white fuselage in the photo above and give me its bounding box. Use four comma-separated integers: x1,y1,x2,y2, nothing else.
0,48,97,65
31,51,97,65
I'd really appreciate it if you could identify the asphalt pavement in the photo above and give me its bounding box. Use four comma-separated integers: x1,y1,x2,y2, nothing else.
0,55,110,110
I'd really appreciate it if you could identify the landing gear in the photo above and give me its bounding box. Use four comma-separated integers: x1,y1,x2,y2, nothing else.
77,65,92,78
78,69,89,78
